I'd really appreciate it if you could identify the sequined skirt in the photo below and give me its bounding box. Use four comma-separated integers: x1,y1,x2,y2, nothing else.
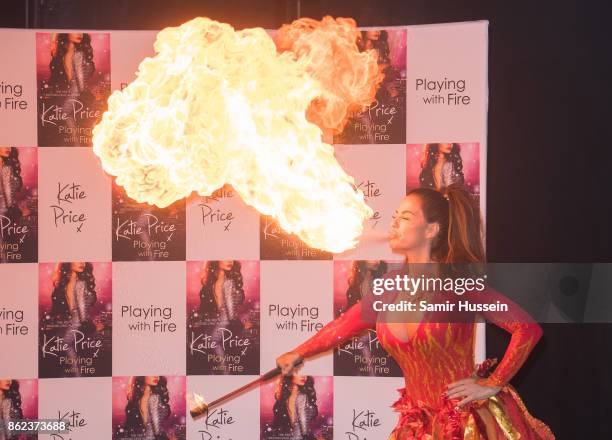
387,387,555,440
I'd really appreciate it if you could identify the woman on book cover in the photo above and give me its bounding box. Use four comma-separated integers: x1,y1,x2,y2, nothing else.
199,260,246,369
419,143,465,191
271,375,319,440
122,376,171,440
47,262,99,377
0,380,23,440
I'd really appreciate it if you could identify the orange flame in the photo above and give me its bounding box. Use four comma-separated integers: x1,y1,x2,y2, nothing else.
276,16,383,133
92,17,380,253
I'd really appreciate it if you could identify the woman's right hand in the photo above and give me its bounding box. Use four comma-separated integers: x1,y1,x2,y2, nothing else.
276,351,304,376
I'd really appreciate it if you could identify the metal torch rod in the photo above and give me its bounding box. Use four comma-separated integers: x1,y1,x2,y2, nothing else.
190,358,303,419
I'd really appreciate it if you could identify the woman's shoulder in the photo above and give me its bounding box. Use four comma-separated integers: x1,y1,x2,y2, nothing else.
358,265,405,318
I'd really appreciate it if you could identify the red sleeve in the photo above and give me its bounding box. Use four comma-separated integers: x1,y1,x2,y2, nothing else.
472,287,543,387
293,301,376,359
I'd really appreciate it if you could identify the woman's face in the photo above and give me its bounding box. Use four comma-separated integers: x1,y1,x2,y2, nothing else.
0,147,11,158
68,33,83,44
291,375,307,386
70,262,86,273
0,379,11,390
365,30,381,41
218,260,234,271
145,376,159,386
438,143,453,154
388,195,438,254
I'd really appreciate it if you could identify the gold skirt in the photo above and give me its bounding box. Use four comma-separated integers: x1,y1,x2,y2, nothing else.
387,386,555,440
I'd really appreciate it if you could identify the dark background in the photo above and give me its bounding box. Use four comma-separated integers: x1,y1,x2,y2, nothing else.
2,0,610,437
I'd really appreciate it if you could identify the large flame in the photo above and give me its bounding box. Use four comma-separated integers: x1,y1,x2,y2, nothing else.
275,16,383,133
92,17,381,253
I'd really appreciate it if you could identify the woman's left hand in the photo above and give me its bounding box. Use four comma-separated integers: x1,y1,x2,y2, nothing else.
446,377,501,408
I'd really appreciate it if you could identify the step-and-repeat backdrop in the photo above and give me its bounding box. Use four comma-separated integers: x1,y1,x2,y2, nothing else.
0,21,488,440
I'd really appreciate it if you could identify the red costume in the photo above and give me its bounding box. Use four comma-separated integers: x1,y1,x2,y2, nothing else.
293,271,555,439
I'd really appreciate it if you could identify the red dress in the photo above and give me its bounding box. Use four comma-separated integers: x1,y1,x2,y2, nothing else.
293,276,555,439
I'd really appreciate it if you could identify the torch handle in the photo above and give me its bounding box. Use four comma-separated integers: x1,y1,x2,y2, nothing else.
190,356,304,418
260,355,304,381
207,357,304,408
260,366,282,382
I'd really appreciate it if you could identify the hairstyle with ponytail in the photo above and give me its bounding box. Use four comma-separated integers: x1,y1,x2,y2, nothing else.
407,184,484,264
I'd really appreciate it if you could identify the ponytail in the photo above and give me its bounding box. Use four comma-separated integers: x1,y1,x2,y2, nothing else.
444,184,484,263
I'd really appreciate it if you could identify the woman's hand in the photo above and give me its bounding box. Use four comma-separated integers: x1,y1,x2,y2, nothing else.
276,351,303,376
446,377,501,407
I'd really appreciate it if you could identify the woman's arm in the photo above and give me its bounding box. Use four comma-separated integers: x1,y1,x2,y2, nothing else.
1,166,21,208
277,274,391,374
85,284,97,308
447,287,543,406
475,287,543,387
292,300,375,359
296,394,310,436
148,394,164,435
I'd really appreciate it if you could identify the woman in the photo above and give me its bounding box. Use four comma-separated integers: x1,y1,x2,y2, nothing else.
342,30,395,144
50,262,97,326
199,260,245,323
419,143,465,191
0,146,35,263
277,185,554,439
48,33,96,91
48,262,98,376
342,261,388,376
0,379,23,440
359,31,403,108
345,260,388,309
199,261,246,369
123,376,170,440
47,33,96,146
0,147,23,225
270,375,318,440
358,30,391,68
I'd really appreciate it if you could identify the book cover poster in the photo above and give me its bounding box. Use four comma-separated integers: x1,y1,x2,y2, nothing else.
36,32,111,147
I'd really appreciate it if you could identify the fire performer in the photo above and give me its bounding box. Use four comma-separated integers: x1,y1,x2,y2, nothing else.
277,185,554,439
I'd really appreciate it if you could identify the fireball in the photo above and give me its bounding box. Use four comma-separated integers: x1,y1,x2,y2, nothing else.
92,17,382,253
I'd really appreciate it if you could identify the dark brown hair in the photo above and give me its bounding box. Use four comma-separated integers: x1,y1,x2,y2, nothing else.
346,260,388,308
199,261,245,320
50,262,97,320
419,143,465,190
49,33,95,87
